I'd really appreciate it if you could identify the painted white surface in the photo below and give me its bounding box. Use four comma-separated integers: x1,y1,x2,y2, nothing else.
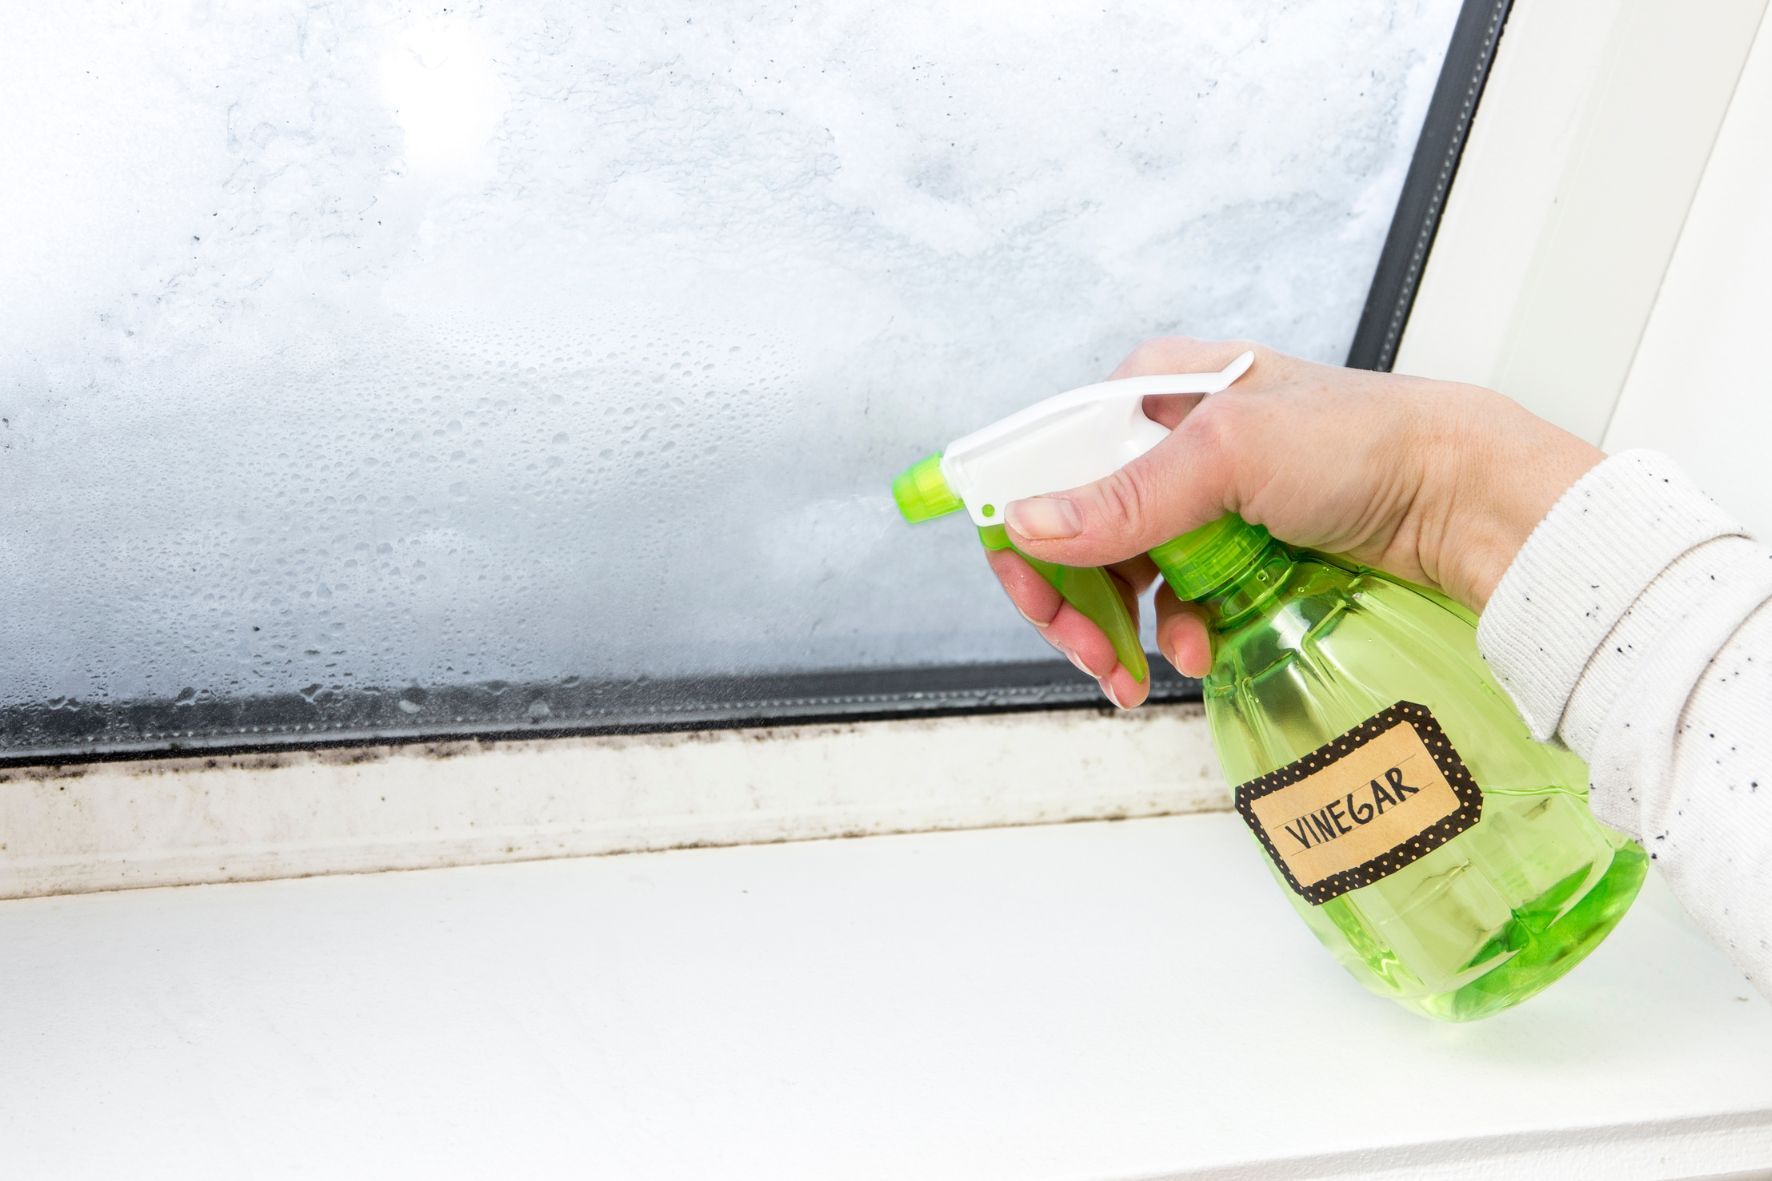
4,814,1770,1180
0,704,1220,899
1604,14,1772,539
1395,0,1767,443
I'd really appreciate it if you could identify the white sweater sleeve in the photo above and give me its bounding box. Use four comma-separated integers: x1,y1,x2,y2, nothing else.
1477,450,1772,995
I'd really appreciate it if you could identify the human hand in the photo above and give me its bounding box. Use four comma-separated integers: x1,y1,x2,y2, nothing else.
988,337,1603,707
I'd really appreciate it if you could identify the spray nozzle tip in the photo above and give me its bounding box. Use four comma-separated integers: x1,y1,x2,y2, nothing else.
892,453,963,523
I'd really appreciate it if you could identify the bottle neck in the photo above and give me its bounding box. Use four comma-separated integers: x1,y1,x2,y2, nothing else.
1149,516,1294,628
1193,541,1295,628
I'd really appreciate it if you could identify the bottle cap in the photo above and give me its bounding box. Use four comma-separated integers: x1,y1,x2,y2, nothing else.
1149,516,1273,600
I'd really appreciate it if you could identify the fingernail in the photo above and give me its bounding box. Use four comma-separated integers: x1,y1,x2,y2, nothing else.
1099,677,1126,709
1062,646,1090,675
1017,605,1050,630
1006,496,1082,540
1161,627,1183,668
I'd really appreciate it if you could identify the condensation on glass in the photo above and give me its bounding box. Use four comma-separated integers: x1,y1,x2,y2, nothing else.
0,1,1462,754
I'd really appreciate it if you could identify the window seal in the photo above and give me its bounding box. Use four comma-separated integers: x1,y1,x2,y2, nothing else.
0,659,1201,767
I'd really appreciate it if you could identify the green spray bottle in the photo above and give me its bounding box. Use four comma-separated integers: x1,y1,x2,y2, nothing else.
893,352,1646,1020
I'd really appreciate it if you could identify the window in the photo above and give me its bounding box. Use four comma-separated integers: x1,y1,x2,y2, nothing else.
0,1,1487,759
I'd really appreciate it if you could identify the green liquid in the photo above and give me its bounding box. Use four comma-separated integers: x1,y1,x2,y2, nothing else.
1187,543,1647,1021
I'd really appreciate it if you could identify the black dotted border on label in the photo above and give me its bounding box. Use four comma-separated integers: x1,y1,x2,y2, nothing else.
1232,701,1484,906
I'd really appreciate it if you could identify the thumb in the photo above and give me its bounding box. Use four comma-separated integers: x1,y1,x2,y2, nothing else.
1003,411,1234,568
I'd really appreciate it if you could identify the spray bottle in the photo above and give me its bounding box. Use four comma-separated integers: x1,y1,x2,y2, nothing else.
892,353,1646,1020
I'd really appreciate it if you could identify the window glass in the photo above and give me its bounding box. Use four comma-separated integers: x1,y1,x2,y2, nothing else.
1,1,1462,754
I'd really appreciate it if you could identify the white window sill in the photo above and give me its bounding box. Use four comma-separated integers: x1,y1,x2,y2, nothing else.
5,812,1771,1179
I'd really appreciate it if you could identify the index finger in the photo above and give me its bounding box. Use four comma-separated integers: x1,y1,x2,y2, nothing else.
984,547,1159,709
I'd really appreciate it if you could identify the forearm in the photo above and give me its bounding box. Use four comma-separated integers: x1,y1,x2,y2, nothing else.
1477,451,1772,993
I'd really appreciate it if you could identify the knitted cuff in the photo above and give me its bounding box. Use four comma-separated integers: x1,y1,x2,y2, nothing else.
1476,450,1744,743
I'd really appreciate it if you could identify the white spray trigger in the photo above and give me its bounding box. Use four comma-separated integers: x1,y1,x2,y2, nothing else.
941,350,1255,527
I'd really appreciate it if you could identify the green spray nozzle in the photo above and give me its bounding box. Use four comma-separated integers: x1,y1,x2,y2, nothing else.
892,453,963,523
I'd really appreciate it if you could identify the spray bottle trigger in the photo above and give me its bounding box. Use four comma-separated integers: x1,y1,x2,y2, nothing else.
978,526,1148,684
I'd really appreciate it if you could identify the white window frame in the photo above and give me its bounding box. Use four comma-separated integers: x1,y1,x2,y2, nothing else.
0,705,1221,897
1396,0,1769,441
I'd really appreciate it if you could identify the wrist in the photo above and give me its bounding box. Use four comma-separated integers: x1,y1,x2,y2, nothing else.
1416,387,1604,612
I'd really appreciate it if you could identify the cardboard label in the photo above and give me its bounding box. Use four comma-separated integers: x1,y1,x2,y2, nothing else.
1233,701,1482,905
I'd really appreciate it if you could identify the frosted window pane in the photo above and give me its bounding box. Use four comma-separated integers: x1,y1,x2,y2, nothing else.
1,1,1461,748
